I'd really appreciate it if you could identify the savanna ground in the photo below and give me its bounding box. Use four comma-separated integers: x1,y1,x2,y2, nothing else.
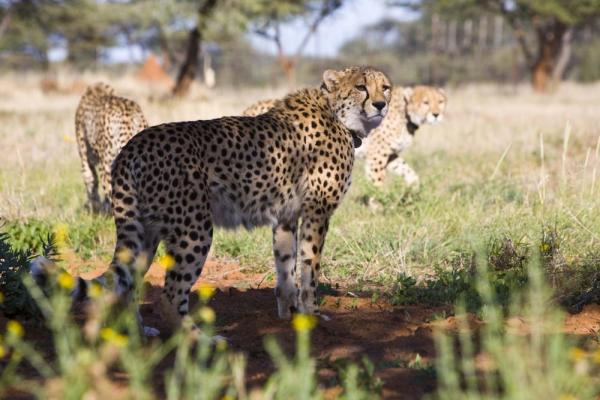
1,71,600,399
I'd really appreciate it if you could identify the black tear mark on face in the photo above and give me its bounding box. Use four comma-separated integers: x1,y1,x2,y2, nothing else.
352,134,362,148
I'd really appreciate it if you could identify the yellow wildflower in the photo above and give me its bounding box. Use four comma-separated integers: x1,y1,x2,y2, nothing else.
568,347,587,363
100,328,128,347
57,271,75,290
593,349,600,364
216,338,228,352
198,307,216,324
221,395,234,400
158,254,175,270
292,314,317,332
116,248,134,264
53,223,69,248
540,243,551,253
0,291,4,304
62,134,75,143
558,395,578,400
7,320,24,338
0,345,5,358
89,282,103,298
198,282,216,301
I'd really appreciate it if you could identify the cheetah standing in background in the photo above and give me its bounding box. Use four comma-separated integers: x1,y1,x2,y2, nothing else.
359,85,446,186
244,86,447,187
75,83,148,214
242,98,280,117
107,66,391,331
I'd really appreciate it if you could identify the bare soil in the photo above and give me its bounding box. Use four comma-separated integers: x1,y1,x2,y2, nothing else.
3,259,600,399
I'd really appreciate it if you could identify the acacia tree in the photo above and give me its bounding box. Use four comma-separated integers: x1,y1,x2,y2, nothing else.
394,0,600,91
252,0,343,86
491,0,600,91
172,0,219,97
172,0,343,95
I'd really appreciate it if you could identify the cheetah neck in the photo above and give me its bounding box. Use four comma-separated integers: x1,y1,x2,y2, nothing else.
350,131,362,148
404,107,419,136
279,87,355,149
406,119,419,136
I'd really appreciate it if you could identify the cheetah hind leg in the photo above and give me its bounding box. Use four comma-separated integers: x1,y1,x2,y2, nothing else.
110,221,162,336
160,220,213,332
272,220,299,319
82,163,103,213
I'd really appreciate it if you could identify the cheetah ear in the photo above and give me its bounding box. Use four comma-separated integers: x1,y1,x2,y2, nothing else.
437,87,446,96
322,69,344,91
402,87,414,101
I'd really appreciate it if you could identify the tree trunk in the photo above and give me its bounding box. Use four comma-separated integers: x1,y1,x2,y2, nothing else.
172,27,200,97
447,19,457,54
531,22,567,92
462,19,473,50
0,8,11,39
277,56,296,88
551,28,573,84
478,16,487,52
172,0,218,97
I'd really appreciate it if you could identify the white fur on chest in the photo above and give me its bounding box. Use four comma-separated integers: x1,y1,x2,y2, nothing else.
209,180,304,230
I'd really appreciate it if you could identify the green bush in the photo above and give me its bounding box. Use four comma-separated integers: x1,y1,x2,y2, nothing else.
433,252,600,399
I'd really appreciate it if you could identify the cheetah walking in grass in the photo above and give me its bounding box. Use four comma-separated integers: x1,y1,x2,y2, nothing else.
106,66,391,331
244,86,447,187
75,83,148,214
359,85,446,187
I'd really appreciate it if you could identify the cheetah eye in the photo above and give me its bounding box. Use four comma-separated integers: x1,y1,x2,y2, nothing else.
383,85,391,92
355,85,367,92
423,100,429,105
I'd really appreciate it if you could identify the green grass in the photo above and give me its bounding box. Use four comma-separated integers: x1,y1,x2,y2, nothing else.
1,78,600,397
2,85,600,309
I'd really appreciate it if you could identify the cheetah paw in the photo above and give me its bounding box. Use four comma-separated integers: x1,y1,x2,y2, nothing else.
143,326,161,336
319,313,332,322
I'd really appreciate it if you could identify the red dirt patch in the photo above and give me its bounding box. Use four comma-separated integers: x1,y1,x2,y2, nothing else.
2,258,600,399
137,55,173,88
138,260,443,399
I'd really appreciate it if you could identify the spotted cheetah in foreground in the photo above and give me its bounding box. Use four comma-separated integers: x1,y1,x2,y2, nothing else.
108,66,391,330
359,85,446,186
75,83,148,214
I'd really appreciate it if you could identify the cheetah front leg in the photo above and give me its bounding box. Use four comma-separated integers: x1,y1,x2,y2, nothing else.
297,214,330,316
272,220,299,319
387,157,420,186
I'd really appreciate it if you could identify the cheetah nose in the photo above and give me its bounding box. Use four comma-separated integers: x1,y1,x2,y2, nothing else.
432,113,440,118
373,101,386,111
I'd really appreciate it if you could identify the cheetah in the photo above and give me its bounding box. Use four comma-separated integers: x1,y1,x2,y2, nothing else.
75,83,148,214
107,66,391,330
359,85,446,187
242,98,280,117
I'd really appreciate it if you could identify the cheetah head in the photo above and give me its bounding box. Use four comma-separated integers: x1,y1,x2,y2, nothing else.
86,82,116,98
321,66,392,143
403,86,446,126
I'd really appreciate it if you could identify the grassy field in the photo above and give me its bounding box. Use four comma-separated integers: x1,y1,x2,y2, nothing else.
2,74,599,296
1,72,600,398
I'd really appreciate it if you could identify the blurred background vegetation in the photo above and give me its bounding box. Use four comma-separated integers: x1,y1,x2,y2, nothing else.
1,0,600,93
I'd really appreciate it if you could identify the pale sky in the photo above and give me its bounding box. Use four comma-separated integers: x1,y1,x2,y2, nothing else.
249,0,414,57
